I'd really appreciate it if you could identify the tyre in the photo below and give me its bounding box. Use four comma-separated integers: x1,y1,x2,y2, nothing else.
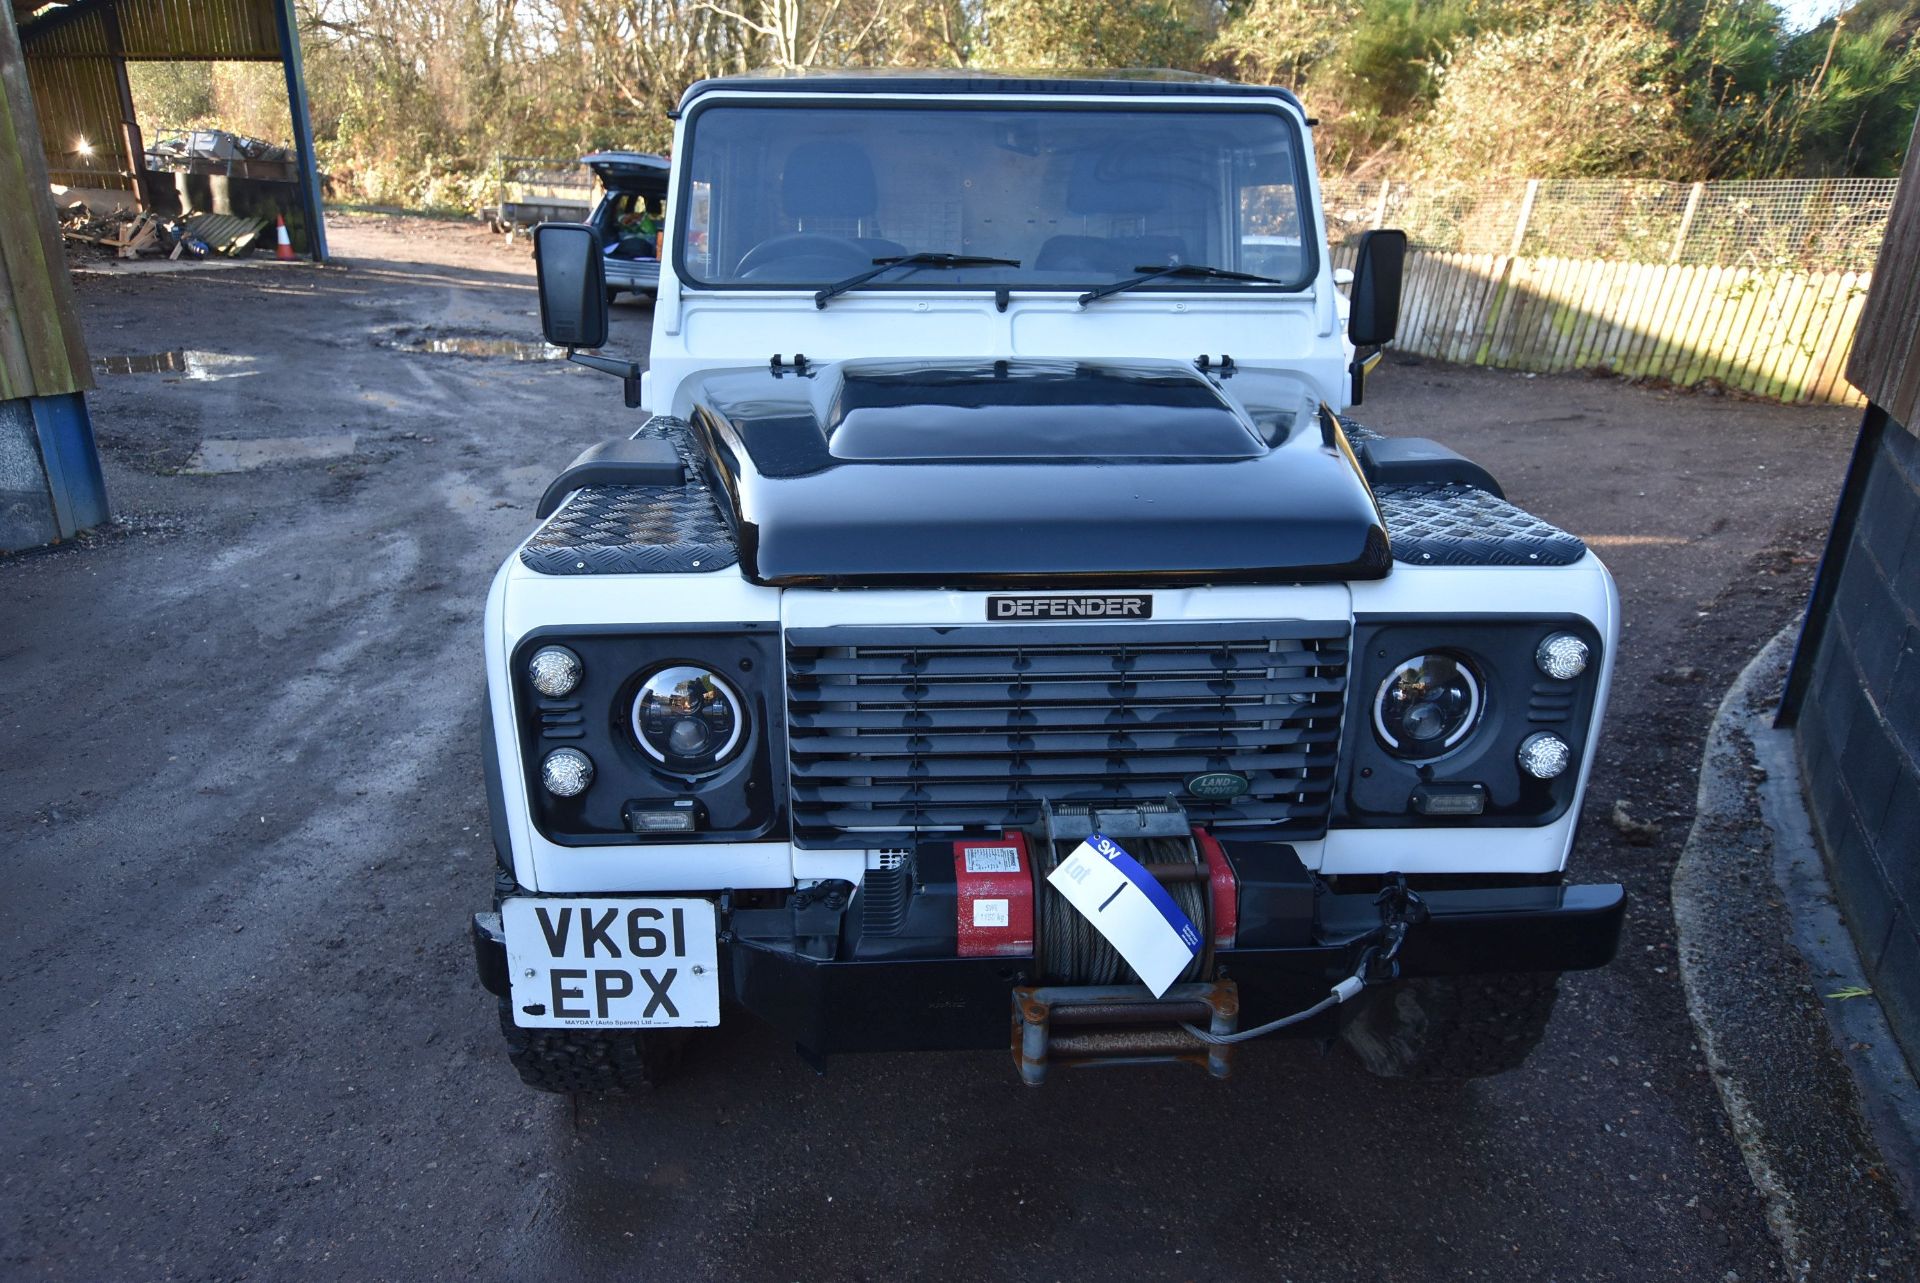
1340,971,1561,1079
498,1001,684,1094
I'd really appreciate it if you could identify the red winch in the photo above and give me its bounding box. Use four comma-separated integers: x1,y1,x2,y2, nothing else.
953,817,1240,963
952,803,1247,1084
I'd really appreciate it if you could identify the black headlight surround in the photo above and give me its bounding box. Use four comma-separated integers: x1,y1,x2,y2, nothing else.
1337,615,1603,828
510,625,785,845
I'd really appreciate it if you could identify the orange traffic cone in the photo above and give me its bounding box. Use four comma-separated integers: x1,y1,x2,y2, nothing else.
274,215,296,261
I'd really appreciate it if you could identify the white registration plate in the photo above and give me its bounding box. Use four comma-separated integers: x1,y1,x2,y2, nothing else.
502,897,719,1029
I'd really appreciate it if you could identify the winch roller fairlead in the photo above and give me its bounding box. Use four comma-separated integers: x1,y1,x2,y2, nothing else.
1006,803,1238,1084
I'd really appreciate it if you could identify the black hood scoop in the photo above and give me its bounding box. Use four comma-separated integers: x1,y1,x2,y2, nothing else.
687,359,1389,587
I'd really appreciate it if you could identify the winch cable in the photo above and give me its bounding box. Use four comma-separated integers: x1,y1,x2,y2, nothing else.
1036,833,1209,985
1181,878,1430,1046
1180,972,1367,1045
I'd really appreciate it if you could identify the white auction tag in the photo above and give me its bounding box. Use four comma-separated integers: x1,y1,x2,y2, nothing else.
1045,833,1202,997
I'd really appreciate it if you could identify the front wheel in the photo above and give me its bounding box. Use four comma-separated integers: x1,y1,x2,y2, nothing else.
498,1002,684,1094
1340,972,1561,1079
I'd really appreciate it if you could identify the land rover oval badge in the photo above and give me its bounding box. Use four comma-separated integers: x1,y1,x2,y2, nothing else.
1186,771,1251,800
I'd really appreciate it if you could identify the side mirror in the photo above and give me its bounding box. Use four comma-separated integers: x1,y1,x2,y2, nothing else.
1347,228,1407,348
534,223,609,350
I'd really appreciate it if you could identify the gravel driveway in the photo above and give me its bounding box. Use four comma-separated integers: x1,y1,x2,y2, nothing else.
0,215,1866,1281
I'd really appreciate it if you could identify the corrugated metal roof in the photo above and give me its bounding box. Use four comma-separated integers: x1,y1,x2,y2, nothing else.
25,53,127,188
20,0,279,59
21,0,288,191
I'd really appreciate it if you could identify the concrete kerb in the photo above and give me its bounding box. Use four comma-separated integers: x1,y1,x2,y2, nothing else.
1674,623,1920,1279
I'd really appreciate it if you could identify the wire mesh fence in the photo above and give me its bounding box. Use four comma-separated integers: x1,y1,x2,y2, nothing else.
1322,177,1898,273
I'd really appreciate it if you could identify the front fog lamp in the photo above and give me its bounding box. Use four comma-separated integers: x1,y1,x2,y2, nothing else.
541,747,594,797
632,665,745,775
1535,633,1590,681
528,645,582,698
1374,653,1483,759
1517,732,1572,780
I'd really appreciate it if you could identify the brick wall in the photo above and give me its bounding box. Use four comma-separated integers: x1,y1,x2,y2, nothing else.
1795,411,1920,1067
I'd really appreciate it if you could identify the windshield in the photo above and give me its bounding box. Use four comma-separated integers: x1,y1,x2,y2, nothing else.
677,101,1315,293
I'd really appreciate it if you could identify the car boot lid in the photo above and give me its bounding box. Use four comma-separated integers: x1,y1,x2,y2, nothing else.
582,150,670,194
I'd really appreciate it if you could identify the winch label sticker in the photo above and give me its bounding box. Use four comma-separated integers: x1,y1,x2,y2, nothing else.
986,595,1152,620
1046,833,1202,997
964,846,1021,873
973,898,1010,928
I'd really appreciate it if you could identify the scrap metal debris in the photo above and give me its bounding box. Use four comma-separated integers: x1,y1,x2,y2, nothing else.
182,213,270,256
147,128,301,182
59,202,270,264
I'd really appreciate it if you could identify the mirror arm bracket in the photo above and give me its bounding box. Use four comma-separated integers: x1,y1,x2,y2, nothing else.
569,350,643,408
1349,345,1385,407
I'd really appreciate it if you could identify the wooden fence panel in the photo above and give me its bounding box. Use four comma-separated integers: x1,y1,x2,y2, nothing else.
1757,274,1809,400
1704,269,1757,388
1620,262,1679,376
1384,254,1869,404
1784,273,1845,401
1679,266,1730,387
1809,274,1869,403
1330,231,1869,402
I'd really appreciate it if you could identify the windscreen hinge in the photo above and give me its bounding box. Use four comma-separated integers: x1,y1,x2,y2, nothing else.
1196,354,1236,378
770,353,812,378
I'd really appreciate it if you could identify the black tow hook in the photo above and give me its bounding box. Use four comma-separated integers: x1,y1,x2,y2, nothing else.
1359,875,1430,985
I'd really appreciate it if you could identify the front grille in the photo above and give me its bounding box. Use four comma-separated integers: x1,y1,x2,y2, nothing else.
785,622,1349,847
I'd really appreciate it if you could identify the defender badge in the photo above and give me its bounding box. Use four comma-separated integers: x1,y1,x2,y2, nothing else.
1186,771,1251,799
987,595,1152,620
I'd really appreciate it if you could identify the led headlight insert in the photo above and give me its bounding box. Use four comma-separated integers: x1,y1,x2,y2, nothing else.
1374,653,1484,760
528,645,582,698
631,665,746,775
1535,633,1591,681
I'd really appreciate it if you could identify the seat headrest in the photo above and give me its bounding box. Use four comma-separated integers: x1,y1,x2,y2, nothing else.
782,142,879,221
1066,150,1174,216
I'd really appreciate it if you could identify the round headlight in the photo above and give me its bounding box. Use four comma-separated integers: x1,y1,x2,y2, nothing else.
632,665,746,775
541,747,594,797
1535,633,1590,681
1374,654,1483,759
1517,732,1572,780
528,645,582,698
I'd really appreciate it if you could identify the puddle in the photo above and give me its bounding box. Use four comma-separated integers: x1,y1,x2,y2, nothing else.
93,350,258,381
188,433,357,473
389,333,572,361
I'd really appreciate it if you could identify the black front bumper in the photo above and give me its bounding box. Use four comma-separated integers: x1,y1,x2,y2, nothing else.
474,878,1624,1056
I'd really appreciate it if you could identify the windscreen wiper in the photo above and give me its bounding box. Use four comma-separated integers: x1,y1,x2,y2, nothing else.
815,252,1022,309
1078,262,1291,307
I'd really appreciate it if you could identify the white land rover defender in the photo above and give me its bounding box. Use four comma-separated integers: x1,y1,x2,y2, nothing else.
471,70,1624,1093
